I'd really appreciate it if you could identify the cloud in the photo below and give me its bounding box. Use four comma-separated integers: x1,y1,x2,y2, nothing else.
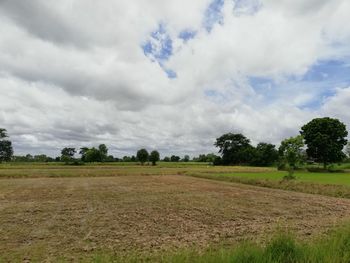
0,0,349,157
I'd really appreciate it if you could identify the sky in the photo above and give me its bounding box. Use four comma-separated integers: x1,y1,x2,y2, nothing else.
0,0,350,158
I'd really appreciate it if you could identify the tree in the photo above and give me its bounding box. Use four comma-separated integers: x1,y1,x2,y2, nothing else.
0,129,13,162
183,155,190,162
85,147,101,162
61,147,76,163
170,155,180,162
163,156,170,162
149,150,160,165
137,149,149,165
214,133,252,165
279,135,305,176
300,117,348,168
98,144,108,162
252,143,279,166
79,147,89,162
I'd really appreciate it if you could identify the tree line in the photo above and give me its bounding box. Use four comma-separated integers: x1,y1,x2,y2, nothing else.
214,117,349,173
1,117,349,167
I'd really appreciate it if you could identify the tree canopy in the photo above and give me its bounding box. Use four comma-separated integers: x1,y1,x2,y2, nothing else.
214,133,253,165
149,150,160,165
300,117,348,167
278,135,305,170
0,128,13,162
137,149,149,165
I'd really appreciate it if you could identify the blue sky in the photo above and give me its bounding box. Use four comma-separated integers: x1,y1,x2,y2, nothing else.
1,0,350,156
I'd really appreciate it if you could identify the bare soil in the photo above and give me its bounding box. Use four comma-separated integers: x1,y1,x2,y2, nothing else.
1,175,350,260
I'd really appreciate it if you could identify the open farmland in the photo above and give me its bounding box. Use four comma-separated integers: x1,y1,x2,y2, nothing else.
1,164,350,261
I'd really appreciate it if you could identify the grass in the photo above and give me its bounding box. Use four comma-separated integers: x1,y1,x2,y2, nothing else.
0,162,274,178
87,224,350,262
1,162,350,261
1,174,350,261
209,171,350,186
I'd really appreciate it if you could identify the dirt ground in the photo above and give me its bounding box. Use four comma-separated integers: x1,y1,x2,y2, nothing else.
1,175,350,260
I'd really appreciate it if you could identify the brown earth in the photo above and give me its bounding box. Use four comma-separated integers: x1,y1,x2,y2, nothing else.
1,175,350,260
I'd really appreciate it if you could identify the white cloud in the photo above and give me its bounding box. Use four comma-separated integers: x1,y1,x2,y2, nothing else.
0,0,349,157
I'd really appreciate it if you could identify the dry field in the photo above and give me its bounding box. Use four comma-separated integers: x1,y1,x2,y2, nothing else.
1,174,350,261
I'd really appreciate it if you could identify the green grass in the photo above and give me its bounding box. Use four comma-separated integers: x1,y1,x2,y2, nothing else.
90,224,350,262
213,171,350,186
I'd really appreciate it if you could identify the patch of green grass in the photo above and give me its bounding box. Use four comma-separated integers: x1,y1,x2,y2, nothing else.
88,224,350,262
211,171,350,186
190,172,350,199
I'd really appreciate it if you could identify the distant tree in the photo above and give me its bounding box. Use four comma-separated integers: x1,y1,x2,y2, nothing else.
251,143,279,166
79,147,89,162
0,128,13,163
170,155,180,162
84,147,101,162
149,150,160,165
300,117,348,168
183,155,190,162
34,154,49,162
122,156,132,162
214,133,252,165
163,156,170,162
137,149,149,165
106,155,115,162
131,155,136,162
98,144,108,162
61,147,76,163
279,135,305,176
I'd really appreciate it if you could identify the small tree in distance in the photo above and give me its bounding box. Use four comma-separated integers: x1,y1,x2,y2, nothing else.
61,147,76,164
137,149,149,165
149,150,160,166
278,135,305,179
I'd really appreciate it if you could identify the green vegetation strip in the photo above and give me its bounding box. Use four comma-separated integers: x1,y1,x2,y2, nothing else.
92,224,350,262
189,172,350,199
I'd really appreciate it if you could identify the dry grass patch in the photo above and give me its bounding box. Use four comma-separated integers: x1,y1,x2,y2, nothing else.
1,175,350,261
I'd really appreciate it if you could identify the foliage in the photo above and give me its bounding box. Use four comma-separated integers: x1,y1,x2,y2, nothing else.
85,148,102,162
98,144,108,162
79,145,109,162
163,156,170,162
193,153,218,163
170,155,181,162
149,150,160,165
301,117,348,167
61,147,76,163
278,135,305,175
0,129,13,162
214,133,253,165
79,147,89,162
90,224,350,263
137,149,149,165
251,143,279,167
183,155,190,162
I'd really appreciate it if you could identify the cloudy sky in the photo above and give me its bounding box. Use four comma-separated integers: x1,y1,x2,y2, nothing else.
1,0,350,157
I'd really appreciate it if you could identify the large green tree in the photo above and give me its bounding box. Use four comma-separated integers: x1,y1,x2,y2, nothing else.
300,117,348,167
149,150,160,166
0,128,13,162
137,149,149,165
214,133,252,165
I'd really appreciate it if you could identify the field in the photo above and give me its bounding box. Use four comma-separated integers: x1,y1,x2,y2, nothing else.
1,162,350,261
